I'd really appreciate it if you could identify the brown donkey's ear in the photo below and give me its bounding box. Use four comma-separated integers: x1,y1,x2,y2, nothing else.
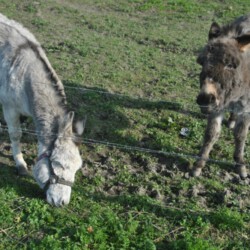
236,33,250,52
208,22,221,40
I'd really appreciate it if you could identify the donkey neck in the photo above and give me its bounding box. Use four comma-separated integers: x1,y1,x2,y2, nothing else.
35,108,66,155
28,74,67,152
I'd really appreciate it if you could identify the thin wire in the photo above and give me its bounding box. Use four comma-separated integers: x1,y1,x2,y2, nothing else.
0,82,242,167
82,138,238,167
22,80,241,115
33,81,201,110
0,125,240,168
63,84,243,114
64,84,195,101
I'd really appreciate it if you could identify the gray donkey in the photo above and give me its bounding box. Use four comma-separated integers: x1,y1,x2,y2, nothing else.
193,14,250,179
0,13,85,206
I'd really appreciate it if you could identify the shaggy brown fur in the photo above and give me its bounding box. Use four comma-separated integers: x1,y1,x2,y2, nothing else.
193,14,250,178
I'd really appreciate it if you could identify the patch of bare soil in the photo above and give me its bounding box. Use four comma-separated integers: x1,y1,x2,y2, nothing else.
80,146,250,211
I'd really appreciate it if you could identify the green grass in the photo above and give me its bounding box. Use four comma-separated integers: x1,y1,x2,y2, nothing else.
0,0,250,249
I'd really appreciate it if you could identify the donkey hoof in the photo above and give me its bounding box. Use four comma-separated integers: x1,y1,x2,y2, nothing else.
191,167,202,177
17,165,29,176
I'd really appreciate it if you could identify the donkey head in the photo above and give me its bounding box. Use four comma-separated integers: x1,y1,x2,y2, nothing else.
196,26,250,114
33,111,85,206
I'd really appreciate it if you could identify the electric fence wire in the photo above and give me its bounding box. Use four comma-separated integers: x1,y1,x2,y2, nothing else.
63,84,245,114
0,82,243,168
22,81,242,114
0,124,242,168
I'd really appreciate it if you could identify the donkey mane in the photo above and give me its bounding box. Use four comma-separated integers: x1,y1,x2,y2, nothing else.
0,14,67,105
28,41,67,105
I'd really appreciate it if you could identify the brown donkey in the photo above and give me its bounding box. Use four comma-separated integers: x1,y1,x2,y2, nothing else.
193,14,250,179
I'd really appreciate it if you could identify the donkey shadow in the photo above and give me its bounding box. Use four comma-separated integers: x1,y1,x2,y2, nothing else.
0,137,44,199
0,161,44,199
65,84,202,144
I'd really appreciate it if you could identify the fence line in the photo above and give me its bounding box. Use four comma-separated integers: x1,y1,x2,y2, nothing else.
82,138,239,167
18,81,244,114
63,84,245,114
33,81,201,111
64,84,196,101
64,83,204,116
0,82,243,168
0,125,240,168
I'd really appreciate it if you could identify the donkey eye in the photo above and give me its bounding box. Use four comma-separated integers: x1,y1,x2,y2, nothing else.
225,63,235,70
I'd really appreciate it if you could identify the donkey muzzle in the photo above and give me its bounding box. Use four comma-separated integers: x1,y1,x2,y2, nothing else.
196,93,217,114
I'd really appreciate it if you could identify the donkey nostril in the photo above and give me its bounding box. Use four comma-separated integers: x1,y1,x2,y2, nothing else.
196,95,205,105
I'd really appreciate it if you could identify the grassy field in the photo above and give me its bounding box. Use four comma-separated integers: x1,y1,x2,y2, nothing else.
0,0,250,249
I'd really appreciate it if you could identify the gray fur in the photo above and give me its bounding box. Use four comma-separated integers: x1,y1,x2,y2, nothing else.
0,13,84,206
193,14,250,178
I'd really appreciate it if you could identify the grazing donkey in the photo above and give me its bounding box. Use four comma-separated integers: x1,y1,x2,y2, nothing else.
193,14,250,179
0,13,85,206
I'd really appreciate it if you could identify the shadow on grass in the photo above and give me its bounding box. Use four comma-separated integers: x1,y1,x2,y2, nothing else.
66,83,203,149
0,144,44,199
65,83,203,120
66,84,238,174
0,161,44,200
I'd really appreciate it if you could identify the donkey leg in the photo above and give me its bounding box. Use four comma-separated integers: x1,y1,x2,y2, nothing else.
3,107,28,175
233,115,250,179
192,113,223,177
227,112,237,129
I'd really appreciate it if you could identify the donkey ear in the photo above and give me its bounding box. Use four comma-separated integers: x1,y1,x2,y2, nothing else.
74,116,87,136
59,111,74,136
236,33,250,52
208,22,221,40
